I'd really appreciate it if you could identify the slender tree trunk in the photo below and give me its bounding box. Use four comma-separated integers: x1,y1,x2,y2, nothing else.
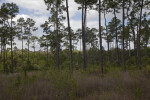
122,0,126,72
10,17,14,72
146,43,148,56
138,0,144,68
129,38,131,57
130,20,137,66
104,9,110,62
1,42,2,59
82,0,87,70
6,49,7,61
56,1,59,69
46,44,48,67
22,38,23,58
84,0,87,68
137,24,139,58
0,39,2,63
114,9,120,66
66,0,73,73
80,38,82,51
0,45,2,65
22,28,24,66
28,39,29,64
99,0,103,74
108,41,110,62
3,44,5,72
3,35,6,72
34,47,35,58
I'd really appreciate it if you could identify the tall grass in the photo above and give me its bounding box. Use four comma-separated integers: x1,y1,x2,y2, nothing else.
0,68,150,100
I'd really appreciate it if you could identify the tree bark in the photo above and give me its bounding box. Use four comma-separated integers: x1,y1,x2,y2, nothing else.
130,20,137,66
3,44,5,72
138,0,144,68
104,9,110,62
56,0,59,69
66,0,73,73
114,9,120,66
46,44,48,67
99,0,103,74
82,0,87,70
122,0,126,72
22,28,24,67
28,39,30,64
146,43,148,56
0,38,2,63
34,47,35,58
129,38,131,57
10,17,14,72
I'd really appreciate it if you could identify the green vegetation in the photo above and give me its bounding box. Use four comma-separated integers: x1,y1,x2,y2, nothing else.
0,0,150,99
0,67,150,100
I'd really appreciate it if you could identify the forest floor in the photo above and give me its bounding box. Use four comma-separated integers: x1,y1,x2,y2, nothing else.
0,67,150,100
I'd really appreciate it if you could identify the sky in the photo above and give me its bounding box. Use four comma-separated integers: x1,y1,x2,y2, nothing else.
0,0,123,51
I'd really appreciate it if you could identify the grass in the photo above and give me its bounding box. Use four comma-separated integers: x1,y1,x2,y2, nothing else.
0,67,150,100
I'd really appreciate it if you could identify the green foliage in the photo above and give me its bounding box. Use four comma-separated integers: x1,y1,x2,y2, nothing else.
68,79,77,100
134,88,142,99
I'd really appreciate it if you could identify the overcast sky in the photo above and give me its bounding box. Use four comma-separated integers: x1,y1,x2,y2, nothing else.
0,0,123,50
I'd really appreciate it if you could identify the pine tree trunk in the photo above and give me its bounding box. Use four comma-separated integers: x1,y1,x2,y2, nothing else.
146,42,148,56
108,41,110,62
130,20,137,66
138,0,144,68
66,0,73,73
56,0,59,69
99,0,103,74
0,39,2,63
129,38,131,57
3,44,5,72
28,39,30,64
46,44,48,67
122,0,126,72
34,47,35,58
114,9,120,66
6,49,7,61
22,29,24,67
1,43,2,59
82,0,87,70
10,17,14,72
104,9,110,62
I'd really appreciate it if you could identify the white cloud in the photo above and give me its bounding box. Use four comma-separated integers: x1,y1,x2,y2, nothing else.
4,0,49,15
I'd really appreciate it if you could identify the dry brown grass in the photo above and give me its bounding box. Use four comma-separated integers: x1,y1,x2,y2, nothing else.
74,71,150,100
0,69,150,100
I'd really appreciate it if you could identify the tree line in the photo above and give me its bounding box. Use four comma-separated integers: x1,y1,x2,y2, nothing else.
0,0,150,73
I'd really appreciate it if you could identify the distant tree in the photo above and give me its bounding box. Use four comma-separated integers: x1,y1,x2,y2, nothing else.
24,18,38,65
141,16,150,56
31,36,38,57
44,0,66,69
85,27,98,48
75,28,82,51
0,3,19,72
75,0,98,69
107,17,121,63
38,35,49,67
104,0,122,66
64,28,78,50
138,0,144,68
16,17,25,65
102,0,111,62
66,0,73,72
127,2,138,66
